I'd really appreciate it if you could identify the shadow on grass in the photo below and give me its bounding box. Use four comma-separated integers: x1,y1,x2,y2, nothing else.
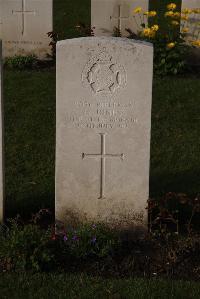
5,193,55,220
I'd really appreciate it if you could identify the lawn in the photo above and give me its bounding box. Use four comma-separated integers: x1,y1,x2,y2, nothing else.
4,70,55,218
0,273,200,298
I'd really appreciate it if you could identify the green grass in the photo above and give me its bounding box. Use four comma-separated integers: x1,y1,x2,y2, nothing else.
4,70,55,218
150,76,200,197
0,273,200,298
4,70,200,217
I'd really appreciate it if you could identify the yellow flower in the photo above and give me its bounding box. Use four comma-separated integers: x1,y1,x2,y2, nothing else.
171,20,179,26
133,7,142,14
149,31,156,38
182,8,192,14
191,40,200,47
143,11,149,16
165,11,174,17
142,28,156,38
173,12,181,18
182,27,189,33
148,11,157,17
151,25,159,32
193,8,200,14
167,3,176,11
167,42,175,49
181,15,189,21
142,28,151,37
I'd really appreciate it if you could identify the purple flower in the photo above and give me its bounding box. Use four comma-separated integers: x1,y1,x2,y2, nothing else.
63,235,68,241
91,236,97,244
72,235,79,241
92,224,96,229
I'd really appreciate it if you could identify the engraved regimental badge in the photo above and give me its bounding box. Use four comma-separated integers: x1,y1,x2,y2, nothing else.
82,51,127,95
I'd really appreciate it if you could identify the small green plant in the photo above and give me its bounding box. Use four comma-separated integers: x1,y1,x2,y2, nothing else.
148,193,200,234
0,219,54,272
54,223,119,260
5,55,38,70
75,22,95,37
47,31,59,60
47,24,94,61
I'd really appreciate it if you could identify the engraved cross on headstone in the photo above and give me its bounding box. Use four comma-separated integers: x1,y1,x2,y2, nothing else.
12,0,36,36
82,133,124,199
110,5,130,32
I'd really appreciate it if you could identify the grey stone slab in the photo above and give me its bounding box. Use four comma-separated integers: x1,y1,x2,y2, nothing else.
181,0,200,40
56,37,153,231
0,40,4,222
91,0,149,37
1,0,52,58
0,1,2,38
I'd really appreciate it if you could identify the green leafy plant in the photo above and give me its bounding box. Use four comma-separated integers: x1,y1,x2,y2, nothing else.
75,22,95,37
148,193,200,235
0,219,54,272
152,38,188,75
54,223,119,261
47,31,59,60
47,24,94,61
5,55,38,70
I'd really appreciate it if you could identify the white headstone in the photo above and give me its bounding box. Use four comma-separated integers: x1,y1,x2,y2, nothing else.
91,0,149,37
56,37,153,231
1,0,53,58
0,0,2,38
181,0,200,40
0,40,4,222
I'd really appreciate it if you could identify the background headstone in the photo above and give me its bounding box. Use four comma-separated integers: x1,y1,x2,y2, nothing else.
181,0,200,40
91,0,149,37
1,0,53,58
181,0,200,67
0,40,4,222
0,0,2,38
56,37,153,231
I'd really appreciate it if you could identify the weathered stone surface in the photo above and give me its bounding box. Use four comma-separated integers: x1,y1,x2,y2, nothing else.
1,0,52,58
181,0,200,40
0,1,2,38
56,37,153,230
0,40,4,222
91,0,149,37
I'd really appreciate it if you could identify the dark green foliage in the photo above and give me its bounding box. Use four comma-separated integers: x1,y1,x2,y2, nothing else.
148,193,200,234
47,31,58,60
149,0,182,30
54,223,119,260
0,220,54,271
152,37,189,76
53,0,90,40
5,55,38,70
0,217,200,281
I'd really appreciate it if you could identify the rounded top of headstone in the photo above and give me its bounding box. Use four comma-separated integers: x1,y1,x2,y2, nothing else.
57,37,153,49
